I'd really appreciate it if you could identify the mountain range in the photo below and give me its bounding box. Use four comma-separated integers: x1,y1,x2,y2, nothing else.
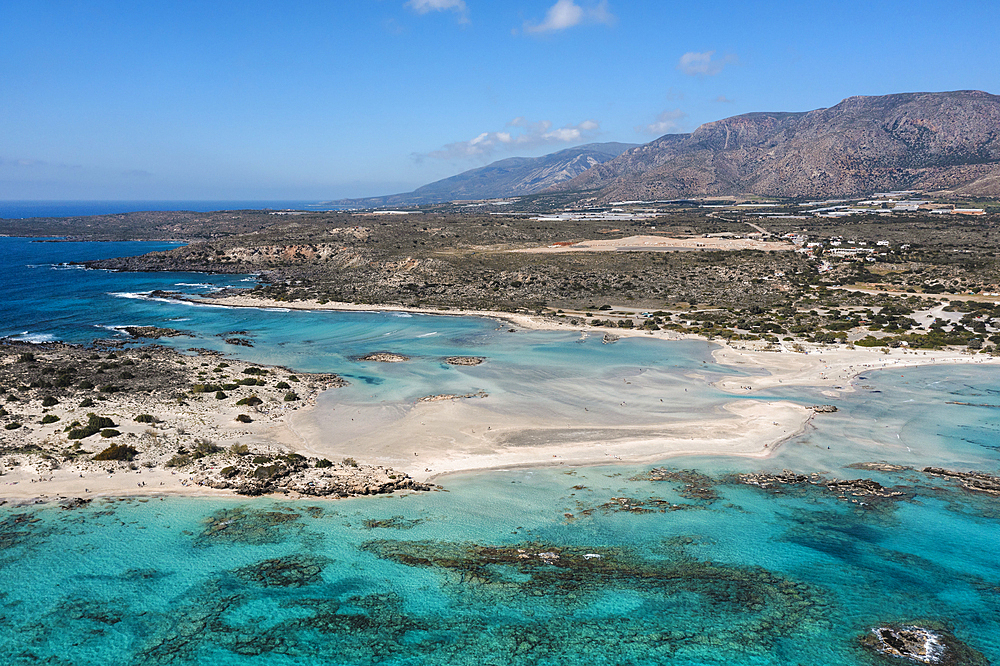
333,142,636,208
550,90,1000,200
337,91,999,208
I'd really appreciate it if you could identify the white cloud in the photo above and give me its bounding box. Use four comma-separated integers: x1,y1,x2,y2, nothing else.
406,0,468,22
524,0,615,34
714,94,735,103
677,51,737,76
425,118,602,160
636,109,687,136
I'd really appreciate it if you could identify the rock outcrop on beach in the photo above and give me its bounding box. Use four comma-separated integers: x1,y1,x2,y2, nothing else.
0,340,425,501
192,457,430,497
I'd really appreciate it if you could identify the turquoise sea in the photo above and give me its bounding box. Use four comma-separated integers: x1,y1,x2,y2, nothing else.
1,237,998,665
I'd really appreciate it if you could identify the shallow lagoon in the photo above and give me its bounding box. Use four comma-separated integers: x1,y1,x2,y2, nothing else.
1,237,999,664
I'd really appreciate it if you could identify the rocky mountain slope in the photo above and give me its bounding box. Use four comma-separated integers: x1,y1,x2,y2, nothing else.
550,91,1000,200
334,142,636,207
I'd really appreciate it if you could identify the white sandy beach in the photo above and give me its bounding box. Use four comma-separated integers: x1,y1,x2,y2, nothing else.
4,294,996,501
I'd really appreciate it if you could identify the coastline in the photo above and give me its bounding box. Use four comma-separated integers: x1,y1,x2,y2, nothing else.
194,294,999,476
3,292,996,504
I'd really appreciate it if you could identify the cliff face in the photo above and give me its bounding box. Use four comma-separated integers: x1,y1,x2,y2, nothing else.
551,91,1000,200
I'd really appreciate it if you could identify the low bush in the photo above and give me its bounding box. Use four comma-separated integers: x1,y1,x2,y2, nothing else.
215,391,228,400
283,392,299,402
100,429,121,438
68,414,117,439
134,414,156,423
315,458,333,468
242,367,268,375
5,422,21,430
275,381,291,390
41,414,60,424
236,396,263,407
79,398,95,407
235,414,252,423
41,396,59,407
165,454,190,468
92,443,136,460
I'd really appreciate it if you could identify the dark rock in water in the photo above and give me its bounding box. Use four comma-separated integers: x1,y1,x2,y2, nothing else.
119,326,190,339
602,333,620,344
631,467,720,502
224,337,254,347
733,470,910,504
922,468,1000,496
861,624,989,665
445,356,485,366
358,352,410,363
809,404,838,413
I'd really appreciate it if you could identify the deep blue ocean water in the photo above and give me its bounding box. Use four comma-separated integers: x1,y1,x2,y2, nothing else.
1,237,999,665
0,200,346,219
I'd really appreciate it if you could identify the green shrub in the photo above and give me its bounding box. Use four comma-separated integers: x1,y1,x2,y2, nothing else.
275,381,290,390
315,458,333,468
79,397,95,407
242,367,268,375
229,443,250,456
192,383,223,394
236,396,263,407
215,391,228,400
92,443,136,460
235,414,252,423
41,396,59,407
283,392,299,402
288,375,299,382
78,380,94,390
0,407,6,417
236,378,258,386
68,414,116,439
41,414,60,424
252,455,270,464
17,352,36,363
192,439,221,458
134,414,156,423
5,422,21,430
165,454,190,468
99,384,120,393
342,457,358,468
222,383,239,390
100,429,121,438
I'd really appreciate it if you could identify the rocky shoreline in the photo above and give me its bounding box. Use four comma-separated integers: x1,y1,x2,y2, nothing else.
0,339,429,501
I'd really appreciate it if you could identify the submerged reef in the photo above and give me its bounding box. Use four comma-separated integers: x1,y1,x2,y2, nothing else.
195,506,308,546
232,554,329,588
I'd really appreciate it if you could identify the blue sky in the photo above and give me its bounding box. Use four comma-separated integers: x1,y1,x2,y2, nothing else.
2,0,998,200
